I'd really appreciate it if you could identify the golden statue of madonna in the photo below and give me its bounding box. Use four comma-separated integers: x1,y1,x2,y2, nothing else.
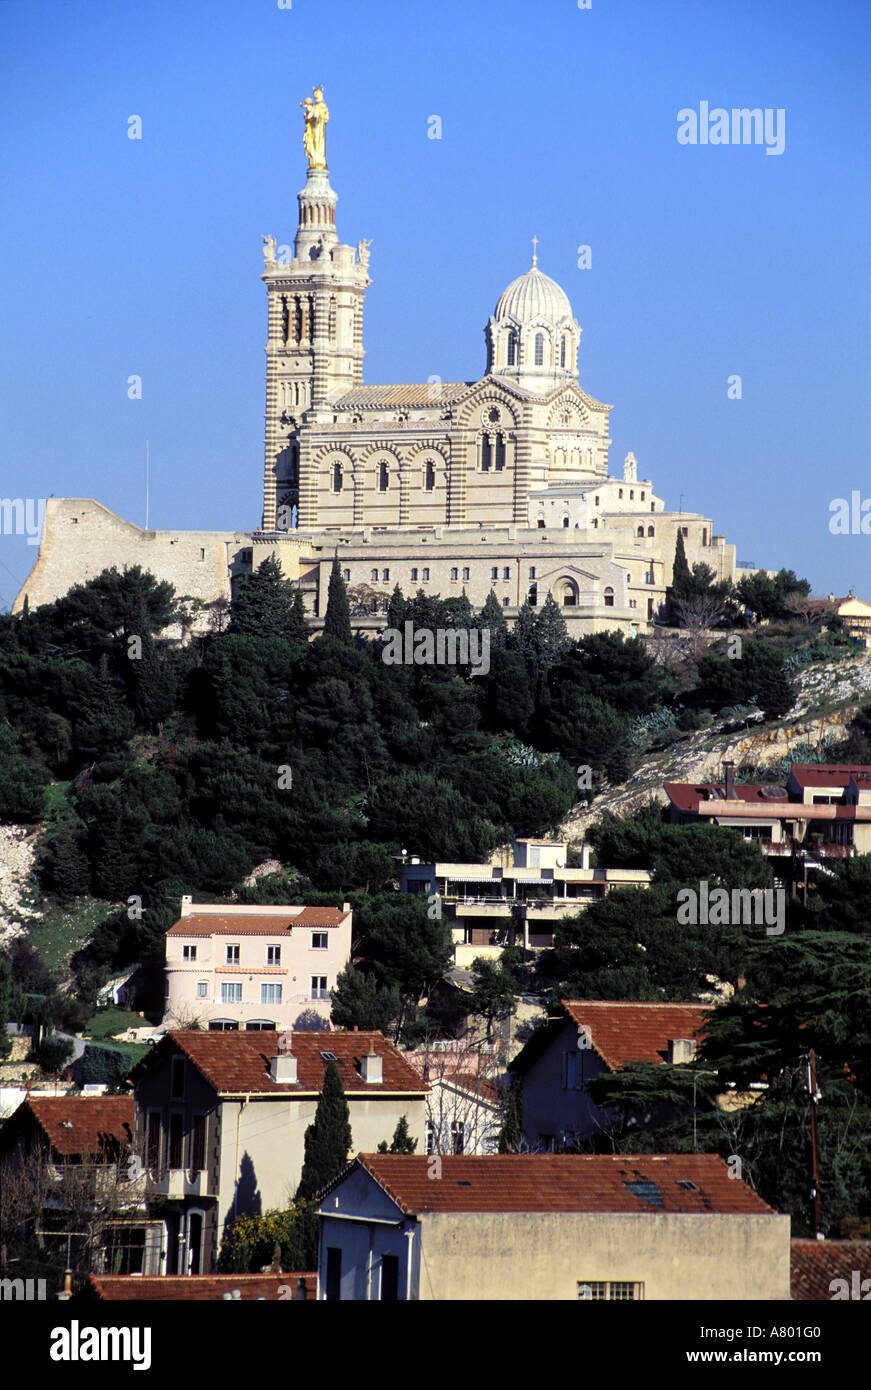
300,86,329,170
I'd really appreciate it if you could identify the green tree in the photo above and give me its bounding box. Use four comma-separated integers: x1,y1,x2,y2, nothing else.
323,555,353,644
377,1114,418,1153
295,1060,353,1266
218,1205,310,1273
497,1081,523,1153
533,593,571,667
469,956,518,1041
478,590,509,649
330,963,401,1034
671,529,692,595
229,556,308,645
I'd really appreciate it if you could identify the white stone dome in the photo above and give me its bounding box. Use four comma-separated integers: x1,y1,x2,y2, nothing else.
494,264,574,325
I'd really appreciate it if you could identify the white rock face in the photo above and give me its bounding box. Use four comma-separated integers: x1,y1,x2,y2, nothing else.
0,825,42,943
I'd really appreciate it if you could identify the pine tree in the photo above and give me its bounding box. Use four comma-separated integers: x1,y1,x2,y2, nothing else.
229,556,302,640
296,1060,353,1200
497,1081,523,1153
323,555,352,644
478,590,508,648
386,583,409,630
533,593,570,667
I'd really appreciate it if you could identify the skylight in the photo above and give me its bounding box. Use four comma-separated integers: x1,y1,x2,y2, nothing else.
624,1179,664,1207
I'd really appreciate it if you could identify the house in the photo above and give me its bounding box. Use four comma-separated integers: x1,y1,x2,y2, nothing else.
162,896,353,1030
127,1029,428,1276
509,1000,710,1150
665,761,871,893
76,1272,317,1301
790,1239,871,1300
315,1153,789,1300
805,592,871,645
400,837,652,963
403,1035,505,1155
0,1095,163,1276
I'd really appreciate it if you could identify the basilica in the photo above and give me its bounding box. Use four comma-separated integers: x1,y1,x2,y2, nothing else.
16,92,753,636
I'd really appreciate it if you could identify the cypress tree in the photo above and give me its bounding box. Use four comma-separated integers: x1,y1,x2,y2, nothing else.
498,1081,523,1153
377,1114,418,1153
671,529,691,595
478,589,508,649
386,583,409,630
295,1060,353,1200
533,593,571,667
323,555,352,644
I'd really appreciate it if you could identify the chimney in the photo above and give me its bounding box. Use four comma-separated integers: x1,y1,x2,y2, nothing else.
360,1048,382,1084
667,1038,697,1064
270,1051,298,1084
723,761,737,799
180,895,193,916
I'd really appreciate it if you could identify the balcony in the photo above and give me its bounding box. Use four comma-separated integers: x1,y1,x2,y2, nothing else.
145,1168,213,1199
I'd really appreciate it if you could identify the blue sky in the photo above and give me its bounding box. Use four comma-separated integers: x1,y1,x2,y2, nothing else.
1,0,869,610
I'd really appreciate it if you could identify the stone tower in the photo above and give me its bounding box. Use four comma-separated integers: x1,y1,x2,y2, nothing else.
260,161,371,530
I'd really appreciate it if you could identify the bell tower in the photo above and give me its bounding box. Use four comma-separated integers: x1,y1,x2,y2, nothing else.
261,89,371,531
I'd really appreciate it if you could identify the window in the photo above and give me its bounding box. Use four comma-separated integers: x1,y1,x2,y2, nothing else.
261,983,282,1004
191,1114,206,1171
197,982,208,998
410,568,418,581
332,461,343,492
630,489,634,500
311,976,329,1000
506,332,516,366
171,1057,185,1099
422,568,430,581
246,1020,276,1030
637,526,644,538
381,1254,400,1301
502,566,510,579
462,568,470,581
311,932,328,950
682,526,688,537
647,525,655,537
702,527,708,545
529,566,536,579
168,1113,183,1169
537,518,545,528
451,1120,465,1155
267,945,281,966
651,502,656,512
208,1020,239,1031
325,1247,342,1302
619,488,623,499
182,944,196,961
371,568,378,582
491,567,498,580
425,459,435,491
379,461,389,491
603,588,614,607
226,945,240,965
221,982,242,1003
450,567,458,581
382,569,390,582
595,496,600,506
343,568,350,582
528,583,538,606
578,1281,643,1301
425,1121,436,1155
534,332,544,365
145,1111,160,1170
502,597,510,607
562,516,569,528
560,334,566,368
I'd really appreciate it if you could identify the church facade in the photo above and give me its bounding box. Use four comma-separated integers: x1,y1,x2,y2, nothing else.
16,97,753,636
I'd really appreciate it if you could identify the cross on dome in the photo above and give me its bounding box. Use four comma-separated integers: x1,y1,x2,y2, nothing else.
531,235,539,267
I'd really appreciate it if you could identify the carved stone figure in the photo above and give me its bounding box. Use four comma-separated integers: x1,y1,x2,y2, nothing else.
300,86,328,170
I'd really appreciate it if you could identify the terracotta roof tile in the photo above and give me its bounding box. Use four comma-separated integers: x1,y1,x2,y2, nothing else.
326,1153,776,1216
81,1273,316,1301
6,1096,133,1158
167,907,347,937
561,1001,710,1071
129,1030,428,1096
331,383,471,409
788,764,871,788
790,1240,871,1300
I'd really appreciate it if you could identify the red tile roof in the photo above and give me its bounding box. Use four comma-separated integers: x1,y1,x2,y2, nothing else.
167,907,348,937
790,1240,871,1300
788,764,871,788
561,1001,710,1071
327,1154,776,1216
129,1030,428,1096
665,781,786,813
80,1273,316,1301
4,1096,133,1158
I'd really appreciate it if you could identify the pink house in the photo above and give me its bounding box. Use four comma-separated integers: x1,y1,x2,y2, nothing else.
162,897,352,1031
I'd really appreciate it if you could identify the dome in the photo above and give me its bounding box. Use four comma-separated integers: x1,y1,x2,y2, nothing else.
494,264,573,326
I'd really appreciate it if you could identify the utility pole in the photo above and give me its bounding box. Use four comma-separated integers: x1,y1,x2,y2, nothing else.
807,1049,823,1237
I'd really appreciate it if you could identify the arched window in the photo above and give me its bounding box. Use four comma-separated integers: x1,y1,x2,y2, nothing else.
637,525,644,537
480,435,492,471
604,587,615,608
379,460,389,491
528,584,538,606
534,332,545,366
332,461,343,493
507,333,516,366
563,516,570,528
425,459,435,491
560,335,566,368
648,525,655,537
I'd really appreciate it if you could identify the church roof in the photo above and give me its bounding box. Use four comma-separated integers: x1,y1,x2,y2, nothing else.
494,264,574,326
331,382,471,410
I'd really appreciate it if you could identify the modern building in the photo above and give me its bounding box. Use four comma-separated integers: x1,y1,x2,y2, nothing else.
665,761,871,892
509,1001,710,1151
315,1153,790,1300
127,1029,428,1276
400,838,652,963
162,897,353,1031
16,94,759,641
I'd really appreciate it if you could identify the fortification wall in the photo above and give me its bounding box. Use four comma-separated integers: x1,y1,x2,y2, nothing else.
14,499,251,612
